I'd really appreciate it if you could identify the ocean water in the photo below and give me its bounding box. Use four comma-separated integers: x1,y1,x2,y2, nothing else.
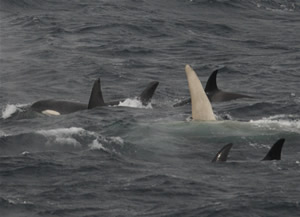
1,0,300,216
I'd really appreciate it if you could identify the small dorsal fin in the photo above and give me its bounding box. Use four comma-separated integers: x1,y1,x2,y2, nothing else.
212,143,233,162
205,69,219,93
211,143,233,162
262,138,285,161
88,78,105,109
139,81,159,106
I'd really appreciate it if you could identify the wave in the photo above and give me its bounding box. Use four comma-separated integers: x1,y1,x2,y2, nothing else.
0,126,130,156
1,104,28,119
0,0,58,12
249,114,300,133
118,98,153,109
191,0,299,11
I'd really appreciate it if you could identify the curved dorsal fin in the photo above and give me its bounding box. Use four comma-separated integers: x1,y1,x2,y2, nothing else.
212,143,233,162
262,138,285,161
139,81,159,106
205,69,219,93
88,78,105,109
185,65,216,121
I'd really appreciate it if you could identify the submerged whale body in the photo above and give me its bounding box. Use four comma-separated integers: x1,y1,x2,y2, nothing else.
212,138,285,162
31,79,159,115
174,68,252,107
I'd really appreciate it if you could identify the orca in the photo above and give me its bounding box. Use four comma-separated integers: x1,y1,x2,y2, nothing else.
212,138,285,162
103,81,159,107
211,143,233,162
185,64,216,121
174,69,252,107
262,138,285,161
31,79,159,115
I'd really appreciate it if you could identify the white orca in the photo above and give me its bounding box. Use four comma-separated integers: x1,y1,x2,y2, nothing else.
31,79,159,115
212,138,285,162
174,68,252,107
185,64,216,121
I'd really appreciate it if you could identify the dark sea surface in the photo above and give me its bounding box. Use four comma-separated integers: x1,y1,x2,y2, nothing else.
1,0,300,216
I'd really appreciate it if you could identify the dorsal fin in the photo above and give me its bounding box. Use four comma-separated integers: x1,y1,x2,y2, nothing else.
139,81,159,106
88,78,105,109
205,69,219,93
185,65,216,121
212,143,233,162
262,138,285,161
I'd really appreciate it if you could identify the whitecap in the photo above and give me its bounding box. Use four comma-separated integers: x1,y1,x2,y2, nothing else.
249,115,300,133
1,104,28,119
109,136,124,145
89,139,109,151
36,127,88,137
118,98,152,109
36,127,94,147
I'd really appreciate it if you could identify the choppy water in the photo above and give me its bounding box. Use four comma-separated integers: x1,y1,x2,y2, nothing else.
1,0,300,216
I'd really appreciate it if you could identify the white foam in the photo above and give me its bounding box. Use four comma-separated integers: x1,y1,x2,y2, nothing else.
36,127,94,147
89,139,109,151
37,127,88,137
109,136,124,145
0,130,8,137
249,115,300,133
249,142,270,149
1,104,27,119
118,98,152,109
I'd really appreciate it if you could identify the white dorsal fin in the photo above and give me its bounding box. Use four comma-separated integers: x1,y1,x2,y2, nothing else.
185,65,216,121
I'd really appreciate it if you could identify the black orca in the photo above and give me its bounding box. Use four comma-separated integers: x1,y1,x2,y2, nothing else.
205,69,252,102
212,138,285,162
31,79,159,115
104,81,159,107
174,69,252,107
262,138,285,161
211,143,233,162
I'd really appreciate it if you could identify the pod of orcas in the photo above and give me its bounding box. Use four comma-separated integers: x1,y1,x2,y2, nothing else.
31,79,159,115
28,64,285,162
212,138,285,162
184,64,285,162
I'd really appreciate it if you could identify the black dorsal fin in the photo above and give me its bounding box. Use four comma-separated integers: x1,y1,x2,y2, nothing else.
212,143,233,162
139,81,159,106
262,138,285,161
205,69,219,93
88,78,105,109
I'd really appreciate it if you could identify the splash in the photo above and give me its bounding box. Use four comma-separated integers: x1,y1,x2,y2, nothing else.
89,139,109,151
109,136,124,145
36,127,89,137
118,98,152,109
1,104,28,119
36,127,95,147
250,115,300,133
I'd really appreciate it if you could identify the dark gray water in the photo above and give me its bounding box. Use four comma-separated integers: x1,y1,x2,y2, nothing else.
1,0,300,216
